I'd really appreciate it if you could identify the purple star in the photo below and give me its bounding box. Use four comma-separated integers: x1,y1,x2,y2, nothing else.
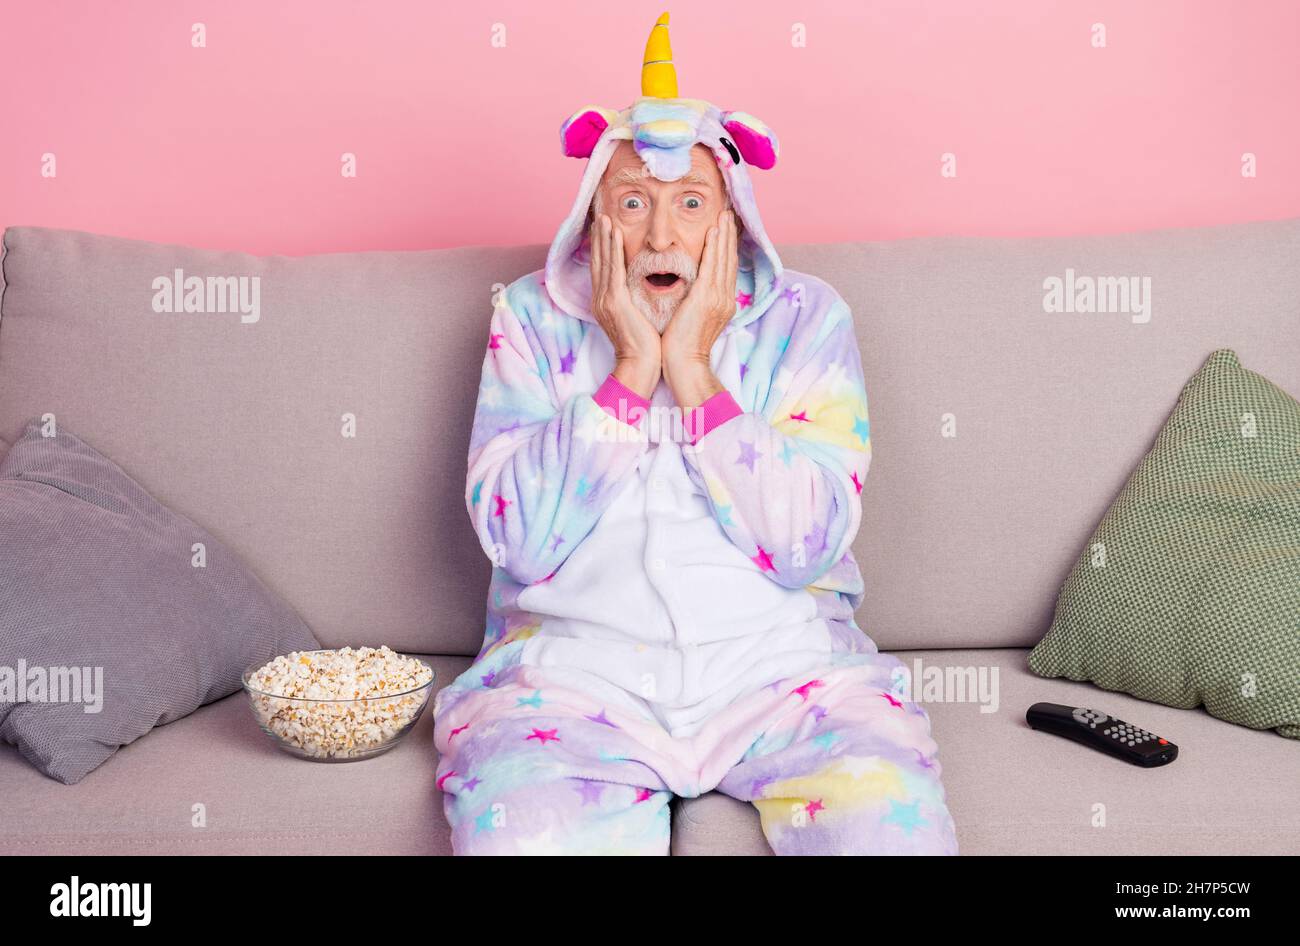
574,778,605,805
739,362,749,380
804,521,829,554
559,349,576,374
735,440,762,472
811,705,829,724
585,709,619,728
480,668,496,687
461,776,482,791
750,775,776,797
550,533,565,552
914,749,936,769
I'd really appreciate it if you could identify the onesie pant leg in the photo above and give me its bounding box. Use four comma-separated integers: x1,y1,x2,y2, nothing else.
434,664,681,855
714,652,959,856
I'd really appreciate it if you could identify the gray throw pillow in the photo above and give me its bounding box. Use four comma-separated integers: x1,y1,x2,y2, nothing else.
0,418,320,783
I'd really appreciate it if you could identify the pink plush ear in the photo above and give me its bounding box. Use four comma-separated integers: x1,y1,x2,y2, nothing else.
560,106,618,158
720,110,779,170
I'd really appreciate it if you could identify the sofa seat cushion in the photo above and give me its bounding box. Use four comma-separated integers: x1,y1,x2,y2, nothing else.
4,649,1295,855
0,654,469,855
672,649,1300,855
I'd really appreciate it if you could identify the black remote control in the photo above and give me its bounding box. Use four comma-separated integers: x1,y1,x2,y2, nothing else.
1026,702,1178,767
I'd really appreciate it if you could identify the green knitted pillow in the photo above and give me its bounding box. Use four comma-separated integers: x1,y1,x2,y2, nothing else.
1029,349,1300,738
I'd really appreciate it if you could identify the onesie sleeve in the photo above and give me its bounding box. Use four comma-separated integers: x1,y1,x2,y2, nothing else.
466,291,650,585
681,294,871,590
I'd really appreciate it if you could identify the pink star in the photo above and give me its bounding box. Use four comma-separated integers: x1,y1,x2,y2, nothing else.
789,410,810,423
492,494,511,517
880,691,903,709
633,788,655,803
525,727,561,745
736,291,753,307
751,545,776,572
536,566,559,583
805,798,825,821
488,333,504,350
790,679,825,703
449,723,469,741
850,470,863,494
435,770,457,791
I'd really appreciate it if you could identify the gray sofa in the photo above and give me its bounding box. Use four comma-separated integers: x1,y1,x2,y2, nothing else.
1,220,1297,855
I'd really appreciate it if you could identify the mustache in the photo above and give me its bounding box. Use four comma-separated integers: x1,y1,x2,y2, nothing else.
627,250,697,283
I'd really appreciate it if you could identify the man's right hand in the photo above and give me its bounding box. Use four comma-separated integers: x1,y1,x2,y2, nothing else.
589,213,661,399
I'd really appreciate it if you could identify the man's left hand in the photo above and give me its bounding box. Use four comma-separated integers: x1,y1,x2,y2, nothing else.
662,209,738,410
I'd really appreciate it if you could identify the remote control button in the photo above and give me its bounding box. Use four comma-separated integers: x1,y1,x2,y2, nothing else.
1158,738,1168,745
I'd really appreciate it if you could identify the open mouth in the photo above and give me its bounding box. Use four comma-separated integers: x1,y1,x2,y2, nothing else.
644,272,681,290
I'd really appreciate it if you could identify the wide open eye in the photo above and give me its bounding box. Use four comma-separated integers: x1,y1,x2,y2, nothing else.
621,195,645,211
683,196,702,210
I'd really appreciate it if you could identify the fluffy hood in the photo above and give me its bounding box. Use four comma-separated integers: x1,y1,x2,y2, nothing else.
543,12,784,331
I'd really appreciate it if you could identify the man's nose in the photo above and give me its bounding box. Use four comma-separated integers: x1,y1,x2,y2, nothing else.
645,201,677,252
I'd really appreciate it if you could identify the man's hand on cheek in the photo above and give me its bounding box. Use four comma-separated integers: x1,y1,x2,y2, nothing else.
662,209,738,411
589,213,663,399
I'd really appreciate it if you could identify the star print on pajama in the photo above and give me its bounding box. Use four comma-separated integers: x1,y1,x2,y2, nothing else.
434,646,958,855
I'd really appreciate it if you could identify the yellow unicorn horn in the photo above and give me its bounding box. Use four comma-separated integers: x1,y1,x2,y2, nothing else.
641,12,678,98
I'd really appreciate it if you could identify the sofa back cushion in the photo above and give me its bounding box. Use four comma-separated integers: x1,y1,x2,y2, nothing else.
1,221,1297,652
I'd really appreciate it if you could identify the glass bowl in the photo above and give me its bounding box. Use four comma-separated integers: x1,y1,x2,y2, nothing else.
242,650,436,762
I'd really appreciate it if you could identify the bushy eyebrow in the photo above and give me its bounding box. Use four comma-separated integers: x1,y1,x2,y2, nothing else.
605,167,716,190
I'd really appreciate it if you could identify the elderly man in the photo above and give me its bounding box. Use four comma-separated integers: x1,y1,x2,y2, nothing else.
433,12,958,856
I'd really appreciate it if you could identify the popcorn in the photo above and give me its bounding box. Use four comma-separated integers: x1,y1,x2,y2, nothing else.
246,646,434,760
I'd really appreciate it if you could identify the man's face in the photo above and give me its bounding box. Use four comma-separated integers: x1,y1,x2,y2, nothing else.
590,140,731,332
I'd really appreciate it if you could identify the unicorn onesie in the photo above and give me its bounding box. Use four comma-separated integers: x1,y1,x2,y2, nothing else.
432,12,958,856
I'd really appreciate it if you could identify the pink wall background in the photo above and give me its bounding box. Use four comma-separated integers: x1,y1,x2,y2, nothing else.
2,1,1297,256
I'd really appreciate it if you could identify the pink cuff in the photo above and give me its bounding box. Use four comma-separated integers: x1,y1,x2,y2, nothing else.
592,372,651,428
685,390,744,444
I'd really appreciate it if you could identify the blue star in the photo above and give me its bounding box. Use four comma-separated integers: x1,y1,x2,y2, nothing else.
852,415,870,443
715,503,734,526
516,689,544,709
812,730,840,751
474,807,498,833
780,441,796,466
575,476,592,497
471,480,483,505
882,798,927,835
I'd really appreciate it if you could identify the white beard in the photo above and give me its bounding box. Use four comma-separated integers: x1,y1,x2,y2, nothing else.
630,281,686,334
